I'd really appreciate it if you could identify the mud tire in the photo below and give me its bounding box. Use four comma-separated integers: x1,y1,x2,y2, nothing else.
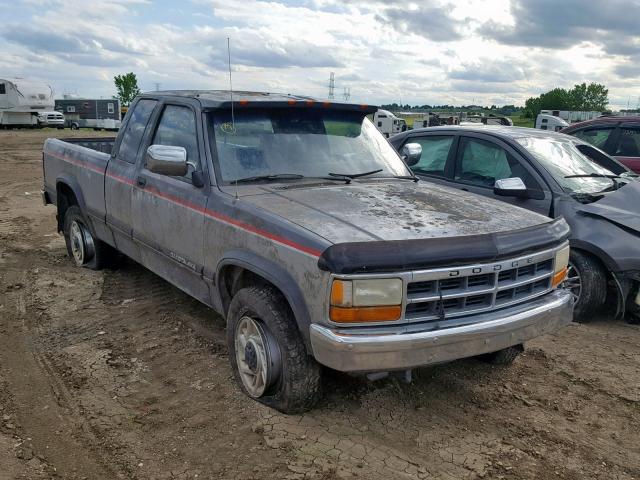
227,286,322,414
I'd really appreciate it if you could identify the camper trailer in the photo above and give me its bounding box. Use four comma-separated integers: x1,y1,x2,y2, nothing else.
54,98,121,130
372,109,407,137
539,110,602,123
0,78,54,127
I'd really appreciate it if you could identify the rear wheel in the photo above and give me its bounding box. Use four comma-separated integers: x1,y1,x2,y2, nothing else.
227,286,322,413
564,250,607,322
63,206,113,270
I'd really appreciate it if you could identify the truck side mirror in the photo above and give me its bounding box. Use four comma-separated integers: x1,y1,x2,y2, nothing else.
146,145,188,177
400,142,422,166
494,177,528,198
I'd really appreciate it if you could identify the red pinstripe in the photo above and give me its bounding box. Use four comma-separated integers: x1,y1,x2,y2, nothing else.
45,150,323,257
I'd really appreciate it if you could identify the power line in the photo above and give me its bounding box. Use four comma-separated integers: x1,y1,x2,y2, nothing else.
328,72,335,100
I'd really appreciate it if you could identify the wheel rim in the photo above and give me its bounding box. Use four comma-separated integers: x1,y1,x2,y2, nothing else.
70,220,85,264
234,316,280,398
563,261,582,304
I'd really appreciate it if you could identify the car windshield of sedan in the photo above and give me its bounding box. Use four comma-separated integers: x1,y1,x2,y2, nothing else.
515,137,622,195
210,109,411,183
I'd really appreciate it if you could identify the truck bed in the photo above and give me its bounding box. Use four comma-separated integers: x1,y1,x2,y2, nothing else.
60,137,116,154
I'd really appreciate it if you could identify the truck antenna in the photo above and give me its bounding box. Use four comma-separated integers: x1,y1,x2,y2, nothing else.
227,37,236,134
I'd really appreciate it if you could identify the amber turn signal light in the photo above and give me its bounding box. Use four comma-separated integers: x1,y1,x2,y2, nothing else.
552,267,567,288
330,305,402,323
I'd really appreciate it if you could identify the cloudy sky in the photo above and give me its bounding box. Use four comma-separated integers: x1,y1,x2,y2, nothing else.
1,0,639,109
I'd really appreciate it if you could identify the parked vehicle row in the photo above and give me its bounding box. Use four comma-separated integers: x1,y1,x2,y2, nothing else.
42,91,573,413
561,116,640,173
390,125,640,323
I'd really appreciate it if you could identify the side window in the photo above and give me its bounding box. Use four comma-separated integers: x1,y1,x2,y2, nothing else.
117,99,157,164
614,127,640,157
151,105,199,179
0,83,5,95
455,137,537,189
572,127,614,149
406,136,453,177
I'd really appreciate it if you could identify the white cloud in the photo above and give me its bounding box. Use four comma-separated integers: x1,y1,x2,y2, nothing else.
0,0,638,109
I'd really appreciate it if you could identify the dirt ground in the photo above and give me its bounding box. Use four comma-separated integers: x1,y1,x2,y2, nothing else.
0,129,638,480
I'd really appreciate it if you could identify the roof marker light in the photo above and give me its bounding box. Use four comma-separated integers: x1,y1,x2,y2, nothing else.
238,99,248,106
305,100,315,106
287,99,297,105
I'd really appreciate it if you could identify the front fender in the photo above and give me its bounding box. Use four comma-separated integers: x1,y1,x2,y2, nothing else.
216,250,314,347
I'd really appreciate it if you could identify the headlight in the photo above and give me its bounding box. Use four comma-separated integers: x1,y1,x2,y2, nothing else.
552,245,570,288
330,278,402,323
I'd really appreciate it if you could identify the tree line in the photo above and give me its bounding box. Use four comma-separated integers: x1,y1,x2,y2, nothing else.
523,83,609,118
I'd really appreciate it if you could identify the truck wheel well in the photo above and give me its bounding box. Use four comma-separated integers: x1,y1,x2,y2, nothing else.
219,265,286,318
56,182,78,232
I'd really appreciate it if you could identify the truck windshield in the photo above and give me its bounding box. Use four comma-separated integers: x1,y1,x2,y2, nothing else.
210,110,410,183
515,136,620,194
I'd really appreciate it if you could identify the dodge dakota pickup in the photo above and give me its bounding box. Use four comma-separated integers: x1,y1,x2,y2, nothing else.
42,91,573,413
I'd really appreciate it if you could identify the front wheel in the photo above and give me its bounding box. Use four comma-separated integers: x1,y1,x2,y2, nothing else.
227,286,322,413
564,250,607,322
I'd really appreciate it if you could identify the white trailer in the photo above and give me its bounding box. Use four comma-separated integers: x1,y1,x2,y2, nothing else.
0,78,54,127
539,110,602,123
373,109,407,138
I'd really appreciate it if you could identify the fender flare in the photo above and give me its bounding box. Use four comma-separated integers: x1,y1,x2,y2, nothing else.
569,238,618,272
55,174,91,232
216,250,314,346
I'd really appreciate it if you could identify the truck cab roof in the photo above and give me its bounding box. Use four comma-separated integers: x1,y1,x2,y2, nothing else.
139,90,377,113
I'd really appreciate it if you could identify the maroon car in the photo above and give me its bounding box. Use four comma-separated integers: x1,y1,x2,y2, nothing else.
561,116,640,173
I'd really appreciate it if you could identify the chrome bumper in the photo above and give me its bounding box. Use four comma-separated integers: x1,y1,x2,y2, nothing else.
310,289,573,372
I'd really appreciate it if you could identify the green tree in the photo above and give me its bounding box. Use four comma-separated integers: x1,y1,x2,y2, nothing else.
114,72,141,107
567,83,609,111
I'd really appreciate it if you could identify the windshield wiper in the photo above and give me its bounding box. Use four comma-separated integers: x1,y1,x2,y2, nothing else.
328,168,383,179
232,174,305,183
565,173,622,190
564,173,621,179
230,173,351,184
392,174,419,182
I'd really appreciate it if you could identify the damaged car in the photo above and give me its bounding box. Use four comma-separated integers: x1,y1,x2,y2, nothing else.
390,126,640,322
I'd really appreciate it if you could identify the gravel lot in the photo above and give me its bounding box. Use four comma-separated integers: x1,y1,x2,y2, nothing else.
0,129,639,480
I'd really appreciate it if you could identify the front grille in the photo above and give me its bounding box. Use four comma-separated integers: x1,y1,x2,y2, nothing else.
404,252,555,323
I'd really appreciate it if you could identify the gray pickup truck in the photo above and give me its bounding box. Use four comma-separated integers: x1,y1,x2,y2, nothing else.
42,91,573,413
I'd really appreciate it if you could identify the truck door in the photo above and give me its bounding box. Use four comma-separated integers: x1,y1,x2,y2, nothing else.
131,101,210,304
105,98,158,261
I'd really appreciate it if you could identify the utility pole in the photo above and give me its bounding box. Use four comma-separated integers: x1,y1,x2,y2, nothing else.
328,72,335,100
153,82,161,91
343,87,350,101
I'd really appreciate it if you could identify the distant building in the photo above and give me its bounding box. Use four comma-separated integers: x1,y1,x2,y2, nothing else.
54,98,121,130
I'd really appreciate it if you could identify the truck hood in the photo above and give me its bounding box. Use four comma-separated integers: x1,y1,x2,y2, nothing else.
241,180,550,244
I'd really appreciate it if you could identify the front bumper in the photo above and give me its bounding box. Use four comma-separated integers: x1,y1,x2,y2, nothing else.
310,289,573,372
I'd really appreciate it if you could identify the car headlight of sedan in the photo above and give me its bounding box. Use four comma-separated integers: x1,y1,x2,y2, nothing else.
552,245,570,288
330,278,403,323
